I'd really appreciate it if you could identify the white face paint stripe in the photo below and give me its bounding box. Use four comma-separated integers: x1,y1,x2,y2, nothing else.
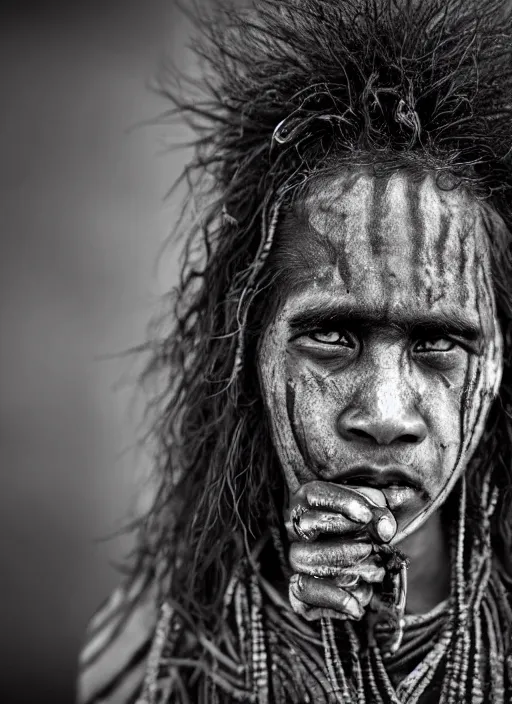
417,178,440,305
379,174,416,298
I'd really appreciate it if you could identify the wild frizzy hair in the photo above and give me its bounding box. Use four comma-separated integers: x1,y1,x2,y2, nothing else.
129,0,512,637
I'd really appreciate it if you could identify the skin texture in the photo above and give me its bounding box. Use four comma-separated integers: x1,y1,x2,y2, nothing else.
258,170,503,620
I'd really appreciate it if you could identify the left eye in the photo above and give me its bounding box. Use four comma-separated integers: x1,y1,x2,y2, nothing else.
308,330,355,347
414,338,455,353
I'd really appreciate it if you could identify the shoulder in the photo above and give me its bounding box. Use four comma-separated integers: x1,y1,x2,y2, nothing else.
77,574,158,704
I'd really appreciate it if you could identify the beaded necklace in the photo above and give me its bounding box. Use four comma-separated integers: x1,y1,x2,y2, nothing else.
137,476,512,703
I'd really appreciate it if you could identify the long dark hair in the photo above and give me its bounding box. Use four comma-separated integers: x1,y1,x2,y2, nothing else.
130,0,512,636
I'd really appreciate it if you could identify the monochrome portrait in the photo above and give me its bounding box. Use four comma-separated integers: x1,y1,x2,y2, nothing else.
77,1,512,702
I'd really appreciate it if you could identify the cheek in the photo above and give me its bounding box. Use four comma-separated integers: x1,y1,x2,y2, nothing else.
425,339,502,498
422,384,462,482
421,366,465,437
286,371,345,469
258,316,316,491
459,336,502,462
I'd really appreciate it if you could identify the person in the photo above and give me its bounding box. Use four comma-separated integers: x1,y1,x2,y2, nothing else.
77,0,512,701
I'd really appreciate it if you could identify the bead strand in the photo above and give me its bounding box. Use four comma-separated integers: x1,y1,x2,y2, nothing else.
320,617,346,703
345,624,366,704
234,580,250,689
137,602,173,704
250,574,269,704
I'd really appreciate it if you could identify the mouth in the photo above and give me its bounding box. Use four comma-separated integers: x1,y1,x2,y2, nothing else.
338,465,419,489
337,466,425,513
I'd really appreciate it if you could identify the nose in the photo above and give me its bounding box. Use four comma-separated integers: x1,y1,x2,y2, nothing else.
338,410,427,445
337,370,427,446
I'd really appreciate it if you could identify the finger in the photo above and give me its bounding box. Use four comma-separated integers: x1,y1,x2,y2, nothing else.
346,581,374,608
288,586,346,622
348,486,387,507
289,539,373,577
289,482,398,543
289,574,364,620
330,578,375,608
295,481,374,524
334,562,386,584
368,507,397,543
346,486,397,542
285,509,367,542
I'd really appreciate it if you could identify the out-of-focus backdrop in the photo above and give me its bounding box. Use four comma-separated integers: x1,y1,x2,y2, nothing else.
0,2,194,701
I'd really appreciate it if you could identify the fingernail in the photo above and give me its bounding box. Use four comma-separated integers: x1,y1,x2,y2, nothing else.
377,515,396,542
345,501,373,524
289,574,302,595
343,593,364,619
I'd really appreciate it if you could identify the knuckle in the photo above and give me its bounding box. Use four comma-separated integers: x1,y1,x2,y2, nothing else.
296,576,308,596
352,583,373,606
303,480,325,502
292,491,304,506
294,602,310,617
295,483,310,500
339,589,353,609
290,573,308,597
340,590,364,619
335,573,359,588
288,545,303,573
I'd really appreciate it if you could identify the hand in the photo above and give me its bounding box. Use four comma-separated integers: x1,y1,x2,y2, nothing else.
284,481,397,621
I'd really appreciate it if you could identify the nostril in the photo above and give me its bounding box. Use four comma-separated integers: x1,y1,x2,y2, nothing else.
398,434,421,444
350,428,375,441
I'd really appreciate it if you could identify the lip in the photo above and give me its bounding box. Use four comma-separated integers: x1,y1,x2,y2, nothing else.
380,485,420,511
337,465,421,491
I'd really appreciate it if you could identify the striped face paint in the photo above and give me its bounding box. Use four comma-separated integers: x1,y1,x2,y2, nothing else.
258,170,503,542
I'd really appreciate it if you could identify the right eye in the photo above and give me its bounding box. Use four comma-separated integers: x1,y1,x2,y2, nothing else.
308,330,356,347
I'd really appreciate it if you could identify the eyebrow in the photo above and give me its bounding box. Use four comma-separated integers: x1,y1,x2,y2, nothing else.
288,304,482,342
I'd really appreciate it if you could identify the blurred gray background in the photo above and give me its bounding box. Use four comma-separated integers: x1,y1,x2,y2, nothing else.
0,2,193,701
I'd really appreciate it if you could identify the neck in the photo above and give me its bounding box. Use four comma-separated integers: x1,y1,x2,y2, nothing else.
398,510,451,614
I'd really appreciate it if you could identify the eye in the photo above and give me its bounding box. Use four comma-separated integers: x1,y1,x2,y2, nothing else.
308,330,356,347
413,337,456,353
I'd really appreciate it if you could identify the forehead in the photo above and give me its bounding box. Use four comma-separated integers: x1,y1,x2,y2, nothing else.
275,170,494,327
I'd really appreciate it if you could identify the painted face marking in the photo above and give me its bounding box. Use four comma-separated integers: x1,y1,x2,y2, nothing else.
457,218,477,308
336,234,352,293
406,176,425,298
466,261,502,446
435,210,451,300
312,192,354,293
368,175,387,261
439,374,453,389
305,174,378,296
453,262,487,477
449,234,502,493
285,378,308,468
417,179,440,306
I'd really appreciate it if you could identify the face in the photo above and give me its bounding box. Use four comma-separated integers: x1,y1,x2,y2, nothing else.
258,170,503,542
